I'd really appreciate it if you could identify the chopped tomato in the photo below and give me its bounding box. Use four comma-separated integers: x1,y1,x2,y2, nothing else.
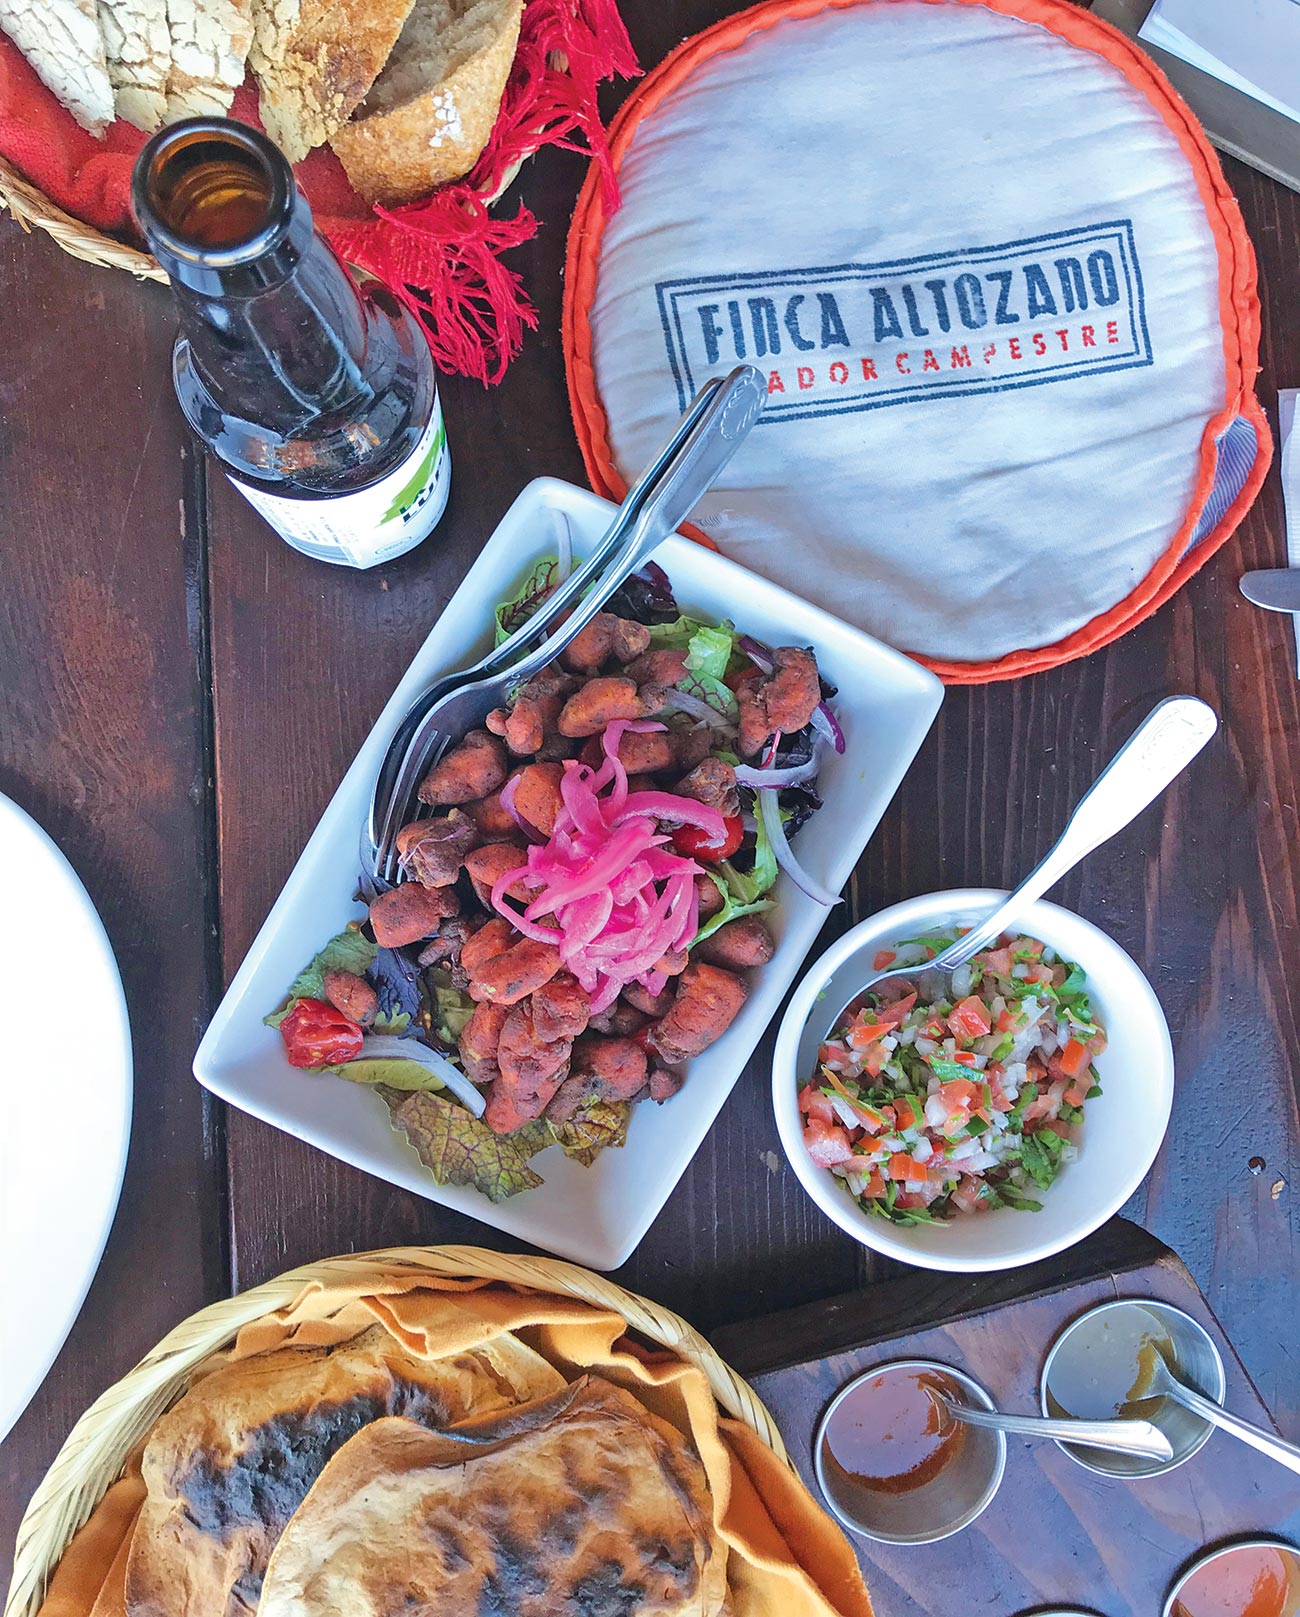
949,1175,988,1216
862,1043,889,1079
1058,1037,1089,1076
894,1190,928,1210
950,1051,979,1068
818,1042,853,1072
980,946,1015,977
891,1096,921,1130
858,1168,886,1199
949,995,992,1039
872,948,897,971
1064,1081,1090,1108
922,1016,947,1039
986,1063,1010,1113
671,814,743,861
279,998,364,1069
996,1007,1020,1033
875,991,917,1029
1023,962,1054,984
1041,1119,1071,1140
1015,938,1045,961
802,1117,856,1167
936,1078,982,1116
797,1084,836,1125
887,1152,928,1184
847,1020,891,1049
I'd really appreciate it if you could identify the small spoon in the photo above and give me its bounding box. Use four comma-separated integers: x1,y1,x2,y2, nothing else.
930,1387,1174,1462
851,695,1217,1001
1144,1350,1300,1476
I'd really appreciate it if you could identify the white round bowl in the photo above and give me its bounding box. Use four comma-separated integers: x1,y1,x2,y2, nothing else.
772,890,1174,1272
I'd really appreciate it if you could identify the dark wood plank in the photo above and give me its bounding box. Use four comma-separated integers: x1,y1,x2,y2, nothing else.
712,1217,1171,1373
0,224,226,1560
716,1244,1300,1617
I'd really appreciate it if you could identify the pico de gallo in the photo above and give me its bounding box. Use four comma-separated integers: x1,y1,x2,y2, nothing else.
798,930,1106,1224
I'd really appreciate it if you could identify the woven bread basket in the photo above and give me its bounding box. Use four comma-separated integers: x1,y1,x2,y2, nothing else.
4,1245,787,1617
0,154,161,278
0,148,530,283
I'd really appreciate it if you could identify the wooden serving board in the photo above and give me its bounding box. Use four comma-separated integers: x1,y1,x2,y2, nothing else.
712,1220,1300,1617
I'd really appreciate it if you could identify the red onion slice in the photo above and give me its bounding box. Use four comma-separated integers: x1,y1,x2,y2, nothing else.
810,700,846,754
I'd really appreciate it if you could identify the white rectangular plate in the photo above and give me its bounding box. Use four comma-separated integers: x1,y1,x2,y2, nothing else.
194,478,943,1269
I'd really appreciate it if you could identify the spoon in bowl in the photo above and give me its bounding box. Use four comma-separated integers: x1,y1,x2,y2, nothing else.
852,696,1217,1002
929,1386,1174,1462
1141,1346,1300,1476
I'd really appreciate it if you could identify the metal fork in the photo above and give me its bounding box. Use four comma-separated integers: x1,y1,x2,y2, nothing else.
365,374,729,856
367,363,768,883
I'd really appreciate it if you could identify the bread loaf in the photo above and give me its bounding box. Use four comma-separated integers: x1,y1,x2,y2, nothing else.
98,0,170,129
0,0,115,133
250,0,417,164
164,0,252,119
330,0,522,206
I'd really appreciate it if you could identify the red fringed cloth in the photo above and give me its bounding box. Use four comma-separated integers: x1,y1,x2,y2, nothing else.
0,0,639,383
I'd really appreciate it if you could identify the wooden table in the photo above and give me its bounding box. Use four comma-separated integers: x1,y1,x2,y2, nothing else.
1,0,1298,1588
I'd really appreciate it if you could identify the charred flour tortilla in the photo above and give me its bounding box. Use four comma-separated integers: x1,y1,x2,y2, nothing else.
125,1325,563,1617
258,1375,730,1617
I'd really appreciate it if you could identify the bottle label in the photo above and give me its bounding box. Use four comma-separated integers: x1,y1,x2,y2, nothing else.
230,393,451,569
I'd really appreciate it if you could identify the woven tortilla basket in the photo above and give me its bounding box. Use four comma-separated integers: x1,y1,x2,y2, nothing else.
4,1244,788,1617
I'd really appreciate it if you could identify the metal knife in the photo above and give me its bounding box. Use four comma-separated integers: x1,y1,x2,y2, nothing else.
1240,570,1300,612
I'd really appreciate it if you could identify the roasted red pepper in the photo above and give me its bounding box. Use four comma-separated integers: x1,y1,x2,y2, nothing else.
670,814,743,862
279,997,364,1069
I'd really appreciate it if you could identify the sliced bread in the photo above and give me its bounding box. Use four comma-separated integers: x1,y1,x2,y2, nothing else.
164,0,252,119
250,0,417,165
0,0,115,133
330,0,521,206
98,0,170,129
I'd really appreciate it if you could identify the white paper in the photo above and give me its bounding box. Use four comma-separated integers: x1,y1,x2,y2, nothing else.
1279,389,1300,674
1141,0,1300,126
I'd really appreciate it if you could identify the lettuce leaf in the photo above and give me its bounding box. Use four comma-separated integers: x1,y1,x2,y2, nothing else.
265,926,376,1027
684,621,733,679
548,1098,631,1166
647,615,735,673
718,810,779,906
433,981,475,1044
495,557,560,646
332,1057,446,1091
386,1090,545,1201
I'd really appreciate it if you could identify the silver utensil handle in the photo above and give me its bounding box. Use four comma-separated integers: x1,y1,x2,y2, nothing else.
932,696,1218,972
1163,1378,1300,1476
945,1401,1172,1460
496,366,766,692
475,376,726,675
366,377,727,858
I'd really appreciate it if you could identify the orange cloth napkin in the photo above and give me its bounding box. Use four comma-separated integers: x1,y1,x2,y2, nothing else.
37,1266,872,1617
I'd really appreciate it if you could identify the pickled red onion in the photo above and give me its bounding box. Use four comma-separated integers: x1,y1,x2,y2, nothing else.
487,720,714,1008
